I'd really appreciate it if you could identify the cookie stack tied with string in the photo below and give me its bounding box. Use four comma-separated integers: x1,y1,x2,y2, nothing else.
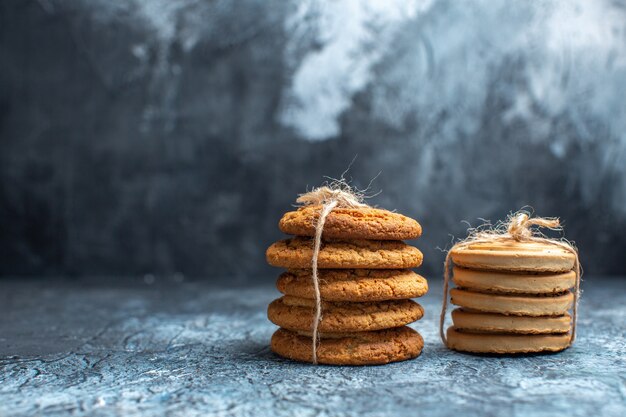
266,183,428,365
440,212,582,354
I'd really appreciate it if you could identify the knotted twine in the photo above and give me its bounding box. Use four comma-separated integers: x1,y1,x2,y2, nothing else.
439,211,582,347
296,184,368,364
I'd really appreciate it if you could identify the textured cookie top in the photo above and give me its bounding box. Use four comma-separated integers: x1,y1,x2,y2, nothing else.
266,237,423,269
277,269,428,302
279,206,422,240
267,295,424,332
450,241,576,272
271,326,424,365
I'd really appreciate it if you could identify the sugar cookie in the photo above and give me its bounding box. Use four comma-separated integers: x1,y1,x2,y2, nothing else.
268,296,424,332
450,288,573,316
276,269,428,302
279,206,422,240
451,308,571,334
450,241,575,272
446,326,570,354
452,267,576,294
266,237,423,269
271,326,424,365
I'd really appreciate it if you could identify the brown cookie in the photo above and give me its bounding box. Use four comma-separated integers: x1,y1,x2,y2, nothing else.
266,237,423,269
452,267,576,295
279,206,422,240
451,308,571,334
267,296,424,332
450,241,576,272
276,269,428,302
446,326,571,354
450,288,574,316
271,326,424,365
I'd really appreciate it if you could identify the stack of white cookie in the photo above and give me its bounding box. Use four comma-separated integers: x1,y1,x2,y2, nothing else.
446,241,577,354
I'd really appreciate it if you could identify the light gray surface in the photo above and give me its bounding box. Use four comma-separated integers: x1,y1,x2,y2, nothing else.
0,277,625,417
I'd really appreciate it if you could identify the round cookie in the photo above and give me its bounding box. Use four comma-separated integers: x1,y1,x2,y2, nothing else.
450,288,573,316
266,237,423,269
267,296,424,332
271,326,424,365
276,269,428,302
451,309,571,334
450,241,575,272
278,206,422,240
452,267,576,295
446,326,571,354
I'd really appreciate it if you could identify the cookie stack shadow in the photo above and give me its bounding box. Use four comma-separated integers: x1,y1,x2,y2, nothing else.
446,241,577,354
266,205,428,365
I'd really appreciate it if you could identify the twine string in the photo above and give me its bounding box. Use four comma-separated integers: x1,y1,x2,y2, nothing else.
310,200,336,364
296,184,367,364
440,211,582,347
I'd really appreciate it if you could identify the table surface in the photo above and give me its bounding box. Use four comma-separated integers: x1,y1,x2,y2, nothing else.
1,276,625,417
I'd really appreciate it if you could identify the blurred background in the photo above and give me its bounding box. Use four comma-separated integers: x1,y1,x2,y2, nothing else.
1,0,625,283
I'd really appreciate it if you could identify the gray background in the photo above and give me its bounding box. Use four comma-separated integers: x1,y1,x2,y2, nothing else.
1,0,626,281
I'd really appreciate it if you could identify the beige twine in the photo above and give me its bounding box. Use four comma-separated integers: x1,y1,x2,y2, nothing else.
439,211,582,347
296,183,367,364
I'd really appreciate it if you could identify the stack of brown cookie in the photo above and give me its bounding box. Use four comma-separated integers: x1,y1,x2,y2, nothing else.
446,241,577,354
266,205,427,365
